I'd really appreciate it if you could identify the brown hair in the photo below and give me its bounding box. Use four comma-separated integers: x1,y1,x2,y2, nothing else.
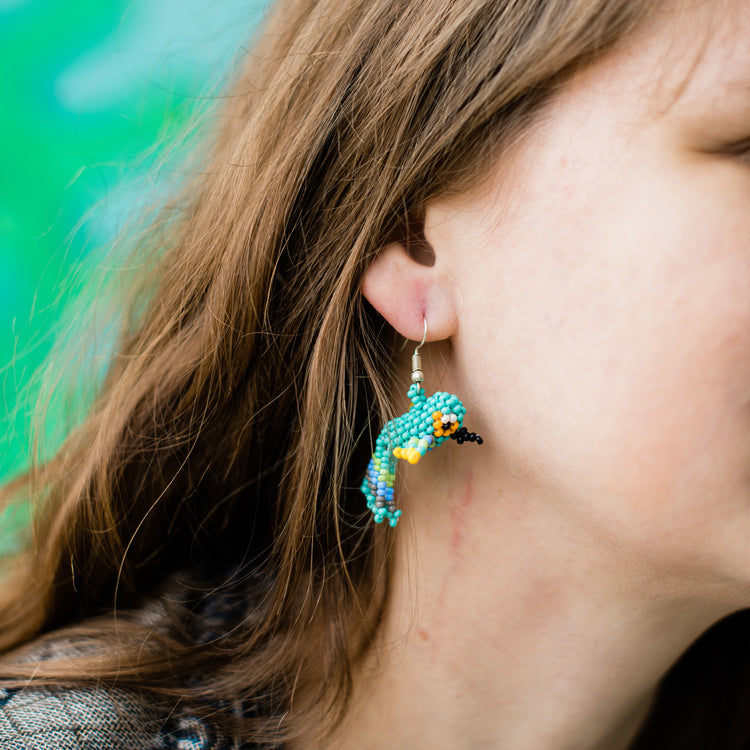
2,0,747,746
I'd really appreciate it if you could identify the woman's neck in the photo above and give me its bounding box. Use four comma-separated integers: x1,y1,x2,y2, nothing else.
318,468,742,750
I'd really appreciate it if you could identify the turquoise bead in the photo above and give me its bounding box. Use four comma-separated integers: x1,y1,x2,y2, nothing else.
361,382,471,528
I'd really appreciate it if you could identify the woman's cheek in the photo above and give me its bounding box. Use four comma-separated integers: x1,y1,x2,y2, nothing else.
472,173,750,557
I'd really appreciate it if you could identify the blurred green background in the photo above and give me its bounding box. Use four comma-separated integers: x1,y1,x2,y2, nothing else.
0,0,267,546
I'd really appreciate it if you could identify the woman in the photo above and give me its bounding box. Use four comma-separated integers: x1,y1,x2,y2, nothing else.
1,0,750,747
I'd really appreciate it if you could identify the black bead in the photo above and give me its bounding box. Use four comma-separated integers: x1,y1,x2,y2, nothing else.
469,433,476,441
476,436,483,445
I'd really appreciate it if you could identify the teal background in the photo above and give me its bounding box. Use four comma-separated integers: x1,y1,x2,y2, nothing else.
0,0,267,479
0,0,268,549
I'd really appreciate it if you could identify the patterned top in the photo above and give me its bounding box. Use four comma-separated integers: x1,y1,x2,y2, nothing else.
0,568,266,749
0,684,231,750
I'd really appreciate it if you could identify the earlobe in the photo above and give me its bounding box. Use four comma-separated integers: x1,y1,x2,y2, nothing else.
361,242,459,342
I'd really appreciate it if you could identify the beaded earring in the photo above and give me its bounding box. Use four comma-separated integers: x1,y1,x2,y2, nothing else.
360,319,483,527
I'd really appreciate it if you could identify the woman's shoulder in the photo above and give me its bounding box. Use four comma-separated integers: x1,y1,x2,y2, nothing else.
0,683,230,749
0,566,268,749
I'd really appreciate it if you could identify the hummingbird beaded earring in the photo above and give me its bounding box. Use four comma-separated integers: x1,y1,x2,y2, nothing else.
360,319,483,527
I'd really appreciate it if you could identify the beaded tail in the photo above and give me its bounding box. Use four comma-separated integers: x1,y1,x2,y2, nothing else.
361,433,400,527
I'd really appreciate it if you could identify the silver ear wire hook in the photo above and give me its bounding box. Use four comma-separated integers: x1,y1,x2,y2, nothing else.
411,318,427,386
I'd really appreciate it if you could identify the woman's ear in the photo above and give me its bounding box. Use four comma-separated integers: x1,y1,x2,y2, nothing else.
361,239,459,342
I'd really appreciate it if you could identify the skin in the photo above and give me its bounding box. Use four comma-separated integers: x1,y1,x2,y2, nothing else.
323,1,750,748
